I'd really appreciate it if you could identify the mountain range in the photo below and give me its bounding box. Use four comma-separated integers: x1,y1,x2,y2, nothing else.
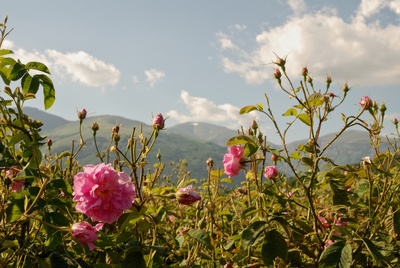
22,107,386,186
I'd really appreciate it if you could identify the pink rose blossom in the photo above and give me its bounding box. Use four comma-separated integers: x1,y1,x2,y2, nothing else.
6,166,24,192
359,96,372,110
176,185,201,205
223,145,244,178
71,221,104,250
264,165,278,179
73,163,136,223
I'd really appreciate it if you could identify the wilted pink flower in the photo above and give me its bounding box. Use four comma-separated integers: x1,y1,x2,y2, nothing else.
73,163,136,223
264,165,277,179
78,109,87,120
223,145,244,178
152,113,165,130
71,221,104,250
176,185,201,205
359,96,372,110
6,166,24,192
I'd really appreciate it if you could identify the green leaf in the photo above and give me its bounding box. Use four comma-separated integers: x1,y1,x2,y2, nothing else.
361,237,384,266
318,241,352,268
43,81,55,110
0,49,13,56
301,157,314,167
25,62,50,74
9,131,29,146
21,73,40,94
188,229,213,250
123,251,146,268
298,113,311,126
239,105,258,115
291,151,301,160
307,93,324,107
221,178,233,184
241,220,268,249
261,229,288,265
283,108,297,116
8,197,25,223
256,103,263,111
241,206,259,219
7,62,26,81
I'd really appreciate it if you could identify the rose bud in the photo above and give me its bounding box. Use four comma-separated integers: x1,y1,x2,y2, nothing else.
78,109,87,120
176,185,201,205
152,113,165,130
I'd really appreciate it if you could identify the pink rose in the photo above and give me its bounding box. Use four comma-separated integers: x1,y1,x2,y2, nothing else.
152,113,165,130
223,145,244,178
71,221,103,250
359,96,372,110
6,166,24,192
176,185,201,205
264,165,277,179
73,163,136,223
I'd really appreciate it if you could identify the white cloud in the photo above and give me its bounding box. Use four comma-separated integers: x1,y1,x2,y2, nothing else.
217,1,400,86
167,90,261,130
389,0,400,14
229,24,247,31
287,0,307,16
216,32,239,50
46,50,120,87
144,69,165,88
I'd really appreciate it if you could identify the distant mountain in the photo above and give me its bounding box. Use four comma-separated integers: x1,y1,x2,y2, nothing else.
20,106,388,186
23,107,71,131
168,122,237,147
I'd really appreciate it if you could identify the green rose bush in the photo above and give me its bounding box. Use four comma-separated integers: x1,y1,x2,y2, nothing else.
1,16,400,267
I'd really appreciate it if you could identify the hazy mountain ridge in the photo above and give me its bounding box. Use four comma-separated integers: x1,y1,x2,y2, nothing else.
23,107,386,185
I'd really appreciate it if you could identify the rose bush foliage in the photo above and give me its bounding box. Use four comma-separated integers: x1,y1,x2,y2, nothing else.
2,17,400,268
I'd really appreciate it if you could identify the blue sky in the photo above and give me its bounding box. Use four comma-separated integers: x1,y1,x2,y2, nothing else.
1,0,400,144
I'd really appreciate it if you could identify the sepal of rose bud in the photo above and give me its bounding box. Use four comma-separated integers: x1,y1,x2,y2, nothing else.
78,109,87,120
152,113,165,130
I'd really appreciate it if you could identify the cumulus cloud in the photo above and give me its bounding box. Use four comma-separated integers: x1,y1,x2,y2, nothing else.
144,69,165,88
216,0,400,86
167,90,261,130
2,42,120,88
46,50,120,87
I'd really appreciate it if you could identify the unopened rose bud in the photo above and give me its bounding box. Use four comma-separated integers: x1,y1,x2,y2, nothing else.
251,120,258,131
393,118,398,125
206,158,214,169
271,154,278,162
380,101,386,113
92,122,99,132
326,76,332,85
275,56,286,69
273,68,281,79
78,109,87,120
247,127,253,136
342,83,349,93
302,67,308,77
372,101,378,112
152,113,165,130
307,75,313,84
47,138,52,147
113,132,120,142
112,125,119,133
176,185,201,205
